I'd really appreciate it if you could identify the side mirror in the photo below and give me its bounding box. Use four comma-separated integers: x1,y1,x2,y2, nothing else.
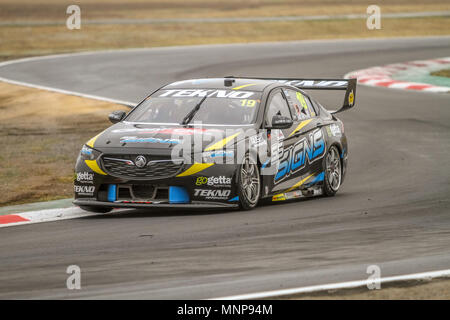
269,115,293,129
109,110,126,124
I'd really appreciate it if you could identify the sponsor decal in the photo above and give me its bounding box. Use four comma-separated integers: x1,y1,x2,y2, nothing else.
74,185,95,195
275,129,325,183
272,194,286,201
112,128,222,135
348,90,354,105
296,92,309,110
76,172,94,184
158,89,255,99
270,129,285,164
202,150,234,160
239,99,259,107
275,79,348,88
285,190,305,199
272,187,323,201
273,188,322,201
329,124,341,137
250,133,267,148
119,136,181,144
120,200,153,204
194,189,231,200
195,176,231,187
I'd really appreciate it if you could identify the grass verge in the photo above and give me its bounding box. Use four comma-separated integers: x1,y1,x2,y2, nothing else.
431,68,450,78
0,82,126,207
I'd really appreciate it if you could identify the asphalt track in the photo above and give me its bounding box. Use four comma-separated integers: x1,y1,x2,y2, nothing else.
0,37,450,299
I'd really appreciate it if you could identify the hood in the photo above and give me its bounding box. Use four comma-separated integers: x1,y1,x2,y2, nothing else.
88,122,250,154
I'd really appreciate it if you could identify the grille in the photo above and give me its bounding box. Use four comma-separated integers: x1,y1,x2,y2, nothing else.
101,155,183,180
132,185,155,198
116,184,168,201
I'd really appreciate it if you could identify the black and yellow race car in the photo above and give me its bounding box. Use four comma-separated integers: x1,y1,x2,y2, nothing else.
73,77,356,212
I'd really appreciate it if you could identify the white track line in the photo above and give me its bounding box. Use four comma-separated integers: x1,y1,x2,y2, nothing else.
0,52,137,106
212,269,450,300
0,207,114,228
0,77,136,106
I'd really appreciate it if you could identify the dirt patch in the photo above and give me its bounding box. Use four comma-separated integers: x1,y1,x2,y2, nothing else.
1,17,449,62
431,68,450,78
0,82,127,207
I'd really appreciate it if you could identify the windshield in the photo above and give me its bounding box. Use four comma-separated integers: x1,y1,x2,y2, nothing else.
125,89,261,125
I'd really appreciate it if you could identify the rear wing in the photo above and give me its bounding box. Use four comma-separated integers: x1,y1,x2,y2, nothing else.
226,77,356,114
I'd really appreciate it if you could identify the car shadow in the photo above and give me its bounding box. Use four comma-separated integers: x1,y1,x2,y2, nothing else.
78,206,237,220
77,193,344,220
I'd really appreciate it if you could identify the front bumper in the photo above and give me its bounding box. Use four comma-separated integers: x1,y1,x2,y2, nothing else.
73,199,238,209
74,154,240,207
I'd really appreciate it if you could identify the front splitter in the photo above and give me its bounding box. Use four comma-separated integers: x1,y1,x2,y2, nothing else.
73,199,239,209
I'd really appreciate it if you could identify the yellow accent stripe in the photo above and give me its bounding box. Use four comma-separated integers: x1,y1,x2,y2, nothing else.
85,160,107,175
86,131,104,148
176,163,214,177
204,132,241,151
288,119,313,137
233,83,257,90
272,194,286,201
286,173,314,192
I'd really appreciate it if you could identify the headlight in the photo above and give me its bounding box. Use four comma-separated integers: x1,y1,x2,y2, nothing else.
80,145,96,160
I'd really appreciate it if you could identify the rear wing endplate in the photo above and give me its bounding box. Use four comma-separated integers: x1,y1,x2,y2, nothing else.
227,77,357,114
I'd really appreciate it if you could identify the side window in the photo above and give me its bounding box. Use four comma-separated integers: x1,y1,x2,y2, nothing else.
310,98,321,116
265,91,292,126
283,89,315,121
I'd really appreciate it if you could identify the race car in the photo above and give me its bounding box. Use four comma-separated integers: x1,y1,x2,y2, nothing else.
73,77,356,212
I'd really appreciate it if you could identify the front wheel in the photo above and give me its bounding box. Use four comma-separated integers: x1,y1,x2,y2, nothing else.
322,145,342,197
237,154,261,210
79,205,112,213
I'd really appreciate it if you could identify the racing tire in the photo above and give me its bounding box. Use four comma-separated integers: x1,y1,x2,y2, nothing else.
79,205,113,213
237,153,261,210
322,145,342,197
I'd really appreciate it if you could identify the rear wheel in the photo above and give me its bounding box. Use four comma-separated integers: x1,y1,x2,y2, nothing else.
79,205,112,213
237,154,261,210
323,145,342,196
